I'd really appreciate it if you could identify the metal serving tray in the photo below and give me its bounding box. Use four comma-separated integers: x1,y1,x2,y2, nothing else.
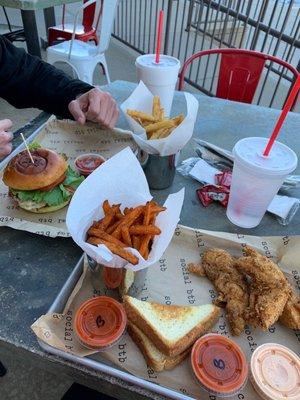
38,255,195,400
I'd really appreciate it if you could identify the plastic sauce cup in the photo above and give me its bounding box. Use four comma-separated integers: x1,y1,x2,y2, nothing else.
74,153,106,176
75,296,127,350
191,334,248,397
226,137,297,228
135,54,180,116
250,343,300,400
102,267,123,289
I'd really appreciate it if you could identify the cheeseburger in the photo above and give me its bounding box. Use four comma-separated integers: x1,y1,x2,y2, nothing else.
3,146,84,213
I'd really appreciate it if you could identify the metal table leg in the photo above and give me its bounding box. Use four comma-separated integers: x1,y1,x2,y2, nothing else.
44,7,56,33
20,9,41,57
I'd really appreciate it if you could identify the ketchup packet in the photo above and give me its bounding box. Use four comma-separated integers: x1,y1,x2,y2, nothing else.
197,185,230,208
215,170,232,188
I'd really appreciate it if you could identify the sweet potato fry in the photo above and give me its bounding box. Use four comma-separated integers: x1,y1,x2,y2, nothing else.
88,237,138,265
115,212,124,220
121,226,132,247
87,228,127,248
139,234,152,259
129,225,161,235
132,236,141,251
106,219,122,234
150,205,167,215
111,206,144,239
143,202,151,225
102,200,111,215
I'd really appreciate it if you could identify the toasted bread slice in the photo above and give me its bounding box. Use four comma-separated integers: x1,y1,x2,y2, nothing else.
119,269,135,298
124,296,220,357
127,321,190,372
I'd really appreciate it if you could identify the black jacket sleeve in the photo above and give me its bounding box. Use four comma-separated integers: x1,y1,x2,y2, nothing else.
0,35,94,118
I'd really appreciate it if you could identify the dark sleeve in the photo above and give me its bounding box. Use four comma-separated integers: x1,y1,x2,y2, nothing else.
0,35,94,118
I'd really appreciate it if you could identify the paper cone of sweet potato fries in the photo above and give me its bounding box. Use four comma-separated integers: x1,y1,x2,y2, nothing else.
66,147,184,271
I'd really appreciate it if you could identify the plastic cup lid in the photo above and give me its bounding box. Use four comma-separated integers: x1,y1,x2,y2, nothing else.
251,343,300,400
233,137,298,176
191,334,248,395
103,267,123,289
135,54,180,69
75,296,127,348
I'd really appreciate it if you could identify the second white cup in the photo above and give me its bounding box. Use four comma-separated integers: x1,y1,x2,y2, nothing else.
136,54,181,117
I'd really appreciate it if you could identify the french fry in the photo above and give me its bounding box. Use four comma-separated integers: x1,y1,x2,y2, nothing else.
127,109,156,122
129,225,161,235
87,228,127,248
150,127,172,140
121,225,132,247
157,127,174,139
172,114,184,126
159,108,165,121
152,96,161,120
145,119,175,134
87,237,138,265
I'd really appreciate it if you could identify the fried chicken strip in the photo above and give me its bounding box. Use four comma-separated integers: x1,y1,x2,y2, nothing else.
188,249,249,336
279,284,300,330
236,246,289,330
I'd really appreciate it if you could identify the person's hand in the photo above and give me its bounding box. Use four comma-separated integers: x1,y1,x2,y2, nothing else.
68,88,119,129
0,119,13,160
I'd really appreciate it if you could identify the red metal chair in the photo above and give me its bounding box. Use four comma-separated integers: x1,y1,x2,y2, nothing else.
178,49,299,108
48,0,103,46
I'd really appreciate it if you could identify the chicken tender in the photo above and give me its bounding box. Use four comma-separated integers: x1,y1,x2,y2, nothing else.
189,249,249,336
279,285,300,330
236,246,289,330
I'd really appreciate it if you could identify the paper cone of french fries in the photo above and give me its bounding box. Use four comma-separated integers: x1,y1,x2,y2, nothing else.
66,147,184,271
120,81,199,156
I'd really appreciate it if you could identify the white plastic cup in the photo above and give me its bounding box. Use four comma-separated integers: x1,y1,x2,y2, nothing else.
135,54,181,116
226,137,298,228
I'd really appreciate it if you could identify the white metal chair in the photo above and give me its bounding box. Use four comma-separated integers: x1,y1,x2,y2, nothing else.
47,0,118,85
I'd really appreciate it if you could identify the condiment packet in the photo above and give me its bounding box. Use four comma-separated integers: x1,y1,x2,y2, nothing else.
66,147,184,271
120,81,199,156
178,157,299,225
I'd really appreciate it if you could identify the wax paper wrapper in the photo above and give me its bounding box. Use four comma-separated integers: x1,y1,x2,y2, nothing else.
120,81,199,156
66,147,184,271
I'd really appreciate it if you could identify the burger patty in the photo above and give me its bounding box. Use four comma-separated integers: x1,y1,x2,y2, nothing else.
39,172,67,192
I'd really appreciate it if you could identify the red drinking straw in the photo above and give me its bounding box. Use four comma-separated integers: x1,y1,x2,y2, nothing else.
155,10,164,64
263,74,300,156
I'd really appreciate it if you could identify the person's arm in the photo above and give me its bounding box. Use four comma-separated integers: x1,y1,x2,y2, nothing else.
0,35,93,118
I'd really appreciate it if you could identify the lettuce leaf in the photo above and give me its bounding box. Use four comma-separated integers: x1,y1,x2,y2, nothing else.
11,167,84,206
28,142,42,151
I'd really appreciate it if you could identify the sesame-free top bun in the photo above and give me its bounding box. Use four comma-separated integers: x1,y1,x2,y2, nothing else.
3,148,68,191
